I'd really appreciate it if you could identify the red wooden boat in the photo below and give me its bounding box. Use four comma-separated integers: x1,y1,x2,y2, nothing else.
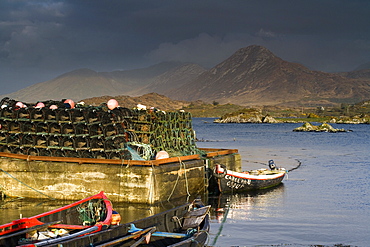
0,191,114,247
28,199,210,247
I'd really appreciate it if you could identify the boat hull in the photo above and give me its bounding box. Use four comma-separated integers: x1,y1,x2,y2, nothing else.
0,191,113,247
36,200,210,247
210,164,286,194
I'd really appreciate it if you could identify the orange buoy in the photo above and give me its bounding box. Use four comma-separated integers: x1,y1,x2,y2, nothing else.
64,99,75,109
107,99,119,110
155,150,169,160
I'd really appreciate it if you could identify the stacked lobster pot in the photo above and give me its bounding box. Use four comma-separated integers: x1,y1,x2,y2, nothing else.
0,97,199,160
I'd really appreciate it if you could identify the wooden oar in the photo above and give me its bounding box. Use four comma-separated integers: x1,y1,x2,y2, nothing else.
129,227,157,247
129,224,188,238
32,226,99,246
95,226,156,247
0,220,61,240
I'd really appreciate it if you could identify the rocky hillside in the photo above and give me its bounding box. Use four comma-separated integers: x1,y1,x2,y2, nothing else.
3,62,202,103
338,69,370,79
169,45,370,106
3,45,370,107
128,63,206,96
81,93,193,112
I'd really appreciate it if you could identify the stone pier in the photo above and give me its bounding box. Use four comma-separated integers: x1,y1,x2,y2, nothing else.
0,149,241,204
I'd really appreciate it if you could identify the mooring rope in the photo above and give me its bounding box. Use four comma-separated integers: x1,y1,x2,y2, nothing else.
244,158,302,172
167,157,191,201
179,157,191,199
288,159,302,172
167,164,181,201
0,184,6,199
0,168,56,200
211,199,232,246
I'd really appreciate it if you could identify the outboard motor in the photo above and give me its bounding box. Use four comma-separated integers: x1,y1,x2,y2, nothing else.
268,160,277,170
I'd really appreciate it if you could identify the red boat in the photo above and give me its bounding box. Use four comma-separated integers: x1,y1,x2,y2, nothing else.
0,191,115,247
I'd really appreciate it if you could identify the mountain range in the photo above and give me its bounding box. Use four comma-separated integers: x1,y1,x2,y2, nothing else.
3,45,370,107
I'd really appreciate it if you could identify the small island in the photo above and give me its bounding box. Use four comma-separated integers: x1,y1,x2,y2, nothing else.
293,122,349,132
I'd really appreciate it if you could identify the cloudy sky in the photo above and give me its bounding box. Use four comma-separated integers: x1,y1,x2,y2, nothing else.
1,0,370,94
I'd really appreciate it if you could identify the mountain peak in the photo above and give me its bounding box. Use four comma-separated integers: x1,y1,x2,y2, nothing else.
236,45,273,55
209,45,281,77
233,45,277,61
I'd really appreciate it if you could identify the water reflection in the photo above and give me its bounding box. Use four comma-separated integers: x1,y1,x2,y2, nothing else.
208,184,285,220
208,184,285,245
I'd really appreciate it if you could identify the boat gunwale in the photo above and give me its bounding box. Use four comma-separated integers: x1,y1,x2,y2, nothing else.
0,191,113,237
37,200,210,247
223,169,286,180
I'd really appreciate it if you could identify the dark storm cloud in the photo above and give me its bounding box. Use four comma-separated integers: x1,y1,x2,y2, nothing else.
1,0,370,94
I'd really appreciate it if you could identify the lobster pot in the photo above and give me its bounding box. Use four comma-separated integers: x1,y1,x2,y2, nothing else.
0,107,15,119
65,150,79,158
61,123,74,135
90,137,105,151
35,135,48,147
0,120,9,132
71,109,85,123
89,124,103,137
8,121,21,133
27,147,39,156
0,145,11,153
57,109,72,122
48,122,61,134
47,135,61,147
11,146,26,155
44,109,57,122
61,136,75,149
84,110,100,124
99,111,115,125
30,108,45,121
21,122,36,133
21,134,35,146
78,150,94,158
75,136,89,149
7,133,21,146
0,97,200,159
0,132,7,144
75,123,89,135
104,136,126,151
16,108,30,120
103,124,117,137
93,150,108,159
36,122,48,133
52,149,66,157
108,151,122,160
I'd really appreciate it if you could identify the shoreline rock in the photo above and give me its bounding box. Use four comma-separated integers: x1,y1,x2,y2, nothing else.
213,114,369,124
293,122,350,132
213,114,278,123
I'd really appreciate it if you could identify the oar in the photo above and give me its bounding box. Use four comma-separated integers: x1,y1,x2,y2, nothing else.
32,226,99,246
95,226,156,247
130,227,157,247
0,220,62,240
129,224,188,238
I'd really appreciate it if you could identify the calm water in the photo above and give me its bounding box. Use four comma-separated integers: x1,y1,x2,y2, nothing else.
1,118,369,247
194,118,370,247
